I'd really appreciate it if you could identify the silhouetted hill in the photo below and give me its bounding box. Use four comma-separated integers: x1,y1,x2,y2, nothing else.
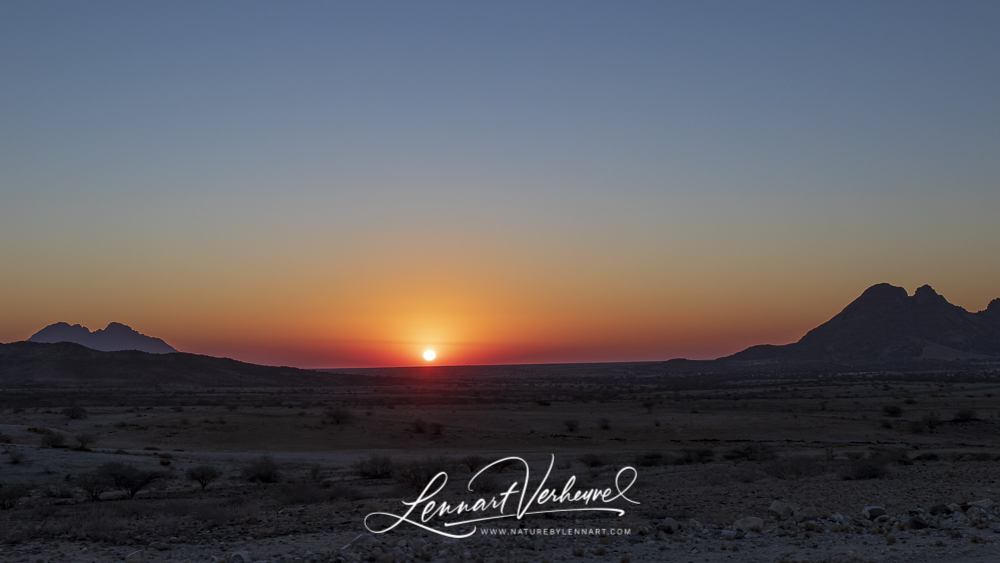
726,283,1000,362
0,341,357,387
28,322,177,354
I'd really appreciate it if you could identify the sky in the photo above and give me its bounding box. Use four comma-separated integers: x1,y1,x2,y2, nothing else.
2,1,999,368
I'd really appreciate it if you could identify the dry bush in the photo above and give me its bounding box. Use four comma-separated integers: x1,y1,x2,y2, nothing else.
680,448,714,464
77,471,112,501
764,456,825,480
598,418,611,430
953,409,979,423
4,448,26,465
633,452,662,467
243,454,281,483
882,405,903,417
73,433,97,450
841,459,888,480
323,406,355,425
564,419,579,432
0,484,29,510
724,444,776,462
325,482,364,501
469,473,502,494
411,419,427,433
99,462,167,498
396,457,452,489
460,455,486,472
579,454,605,468
355,454,395,479
40,430,66,448
0,433,11,444
185,465,222,490
869,447,912,466
62,406,87,419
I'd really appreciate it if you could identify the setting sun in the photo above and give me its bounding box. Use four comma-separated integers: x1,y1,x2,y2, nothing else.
423,349,436,361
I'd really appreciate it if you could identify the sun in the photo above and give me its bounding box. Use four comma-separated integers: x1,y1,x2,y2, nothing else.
423,349,436,361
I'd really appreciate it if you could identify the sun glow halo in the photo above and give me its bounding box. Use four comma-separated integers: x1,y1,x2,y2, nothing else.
423,349,436,361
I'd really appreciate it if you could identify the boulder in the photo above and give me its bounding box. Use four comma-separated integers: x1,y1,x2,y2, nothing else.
734,516,764,533
862,506,887,520
907,516,929,530
969,499,994,510
768,500,795,520
794,506,821,522
656,517,682,534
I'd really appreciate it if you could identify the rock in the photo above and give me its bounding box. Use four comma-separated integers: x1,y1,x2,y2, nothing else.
948,503,962,513
125,551,146,563
378,554,394,563
907,516,929,530
968,506,990,521
688,519,705,533
656,517,682,534
794,506,821,522
228,551,253,563
734,517,764,533
930,504,952,515
862,506,887,520
768,501,795,520
721,530,739,540
970,499,994,510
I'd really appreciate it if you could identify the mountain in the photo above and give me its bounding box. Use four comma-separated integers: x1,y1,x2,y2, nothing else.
727,283,1000,362
28,322,177,354
0,341,363,387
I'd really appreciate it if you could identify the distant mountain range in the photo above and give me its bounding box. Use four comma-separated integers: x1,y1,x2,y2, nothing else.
726,283,1000,362
28,322,177,354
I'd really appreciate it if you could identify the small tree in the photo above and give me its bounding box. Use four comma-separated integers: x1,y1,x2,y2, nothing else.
563,420,579,432
41,430,66,448
185,465,222,490
411,419,427,434
98,462,166,499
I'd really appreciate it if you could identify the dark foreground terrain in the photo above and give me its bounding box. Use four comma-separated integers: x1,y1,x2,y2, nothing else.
2,361,1000,562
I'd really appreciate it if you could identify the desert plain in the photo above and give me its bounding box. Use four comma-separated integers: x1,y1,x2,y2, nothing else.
3,362,1000,563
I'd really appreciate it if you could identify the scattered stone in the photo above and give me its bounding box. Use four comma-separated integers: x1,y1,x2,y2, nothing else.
734,517,764,533
970,499,994,510
948,503,963,513
656,517,682,534
228,551,253,563
862,506,887,520
124,551,146,563
769,501,795,520
907,516,929,530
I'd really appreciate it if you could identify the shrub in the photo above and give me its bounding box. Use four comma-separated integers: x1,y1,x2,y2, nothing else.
98,462,165,499
186,465,222,490
633,452,663,467
764,457,824,480
579,454,605,468
598,418,611,430
882,405,903,417
73,433,97,450
411,419,426,434
323,407,354,425
841,459,888,480
724,444,776,462
922,412,942,430
682,448,714,464
395,457,451,489
460,455,486,472
563,420,579,432
0,433,11,444
355,454,394,479
0,484,29,510
953,409,979,423
431,422,444,436
243,455,280,483
62,406,87,419
5,448,26,465
910,419,928,434
40,430,66,448
77,471,113,501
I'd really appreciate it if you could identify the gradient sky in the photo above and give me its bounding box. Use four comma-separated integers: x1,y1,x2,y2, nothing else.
2,1,999,368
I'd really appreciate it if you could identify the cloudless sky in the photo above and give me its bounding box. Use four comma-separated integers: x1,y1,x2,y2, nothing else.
2,1,999,367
